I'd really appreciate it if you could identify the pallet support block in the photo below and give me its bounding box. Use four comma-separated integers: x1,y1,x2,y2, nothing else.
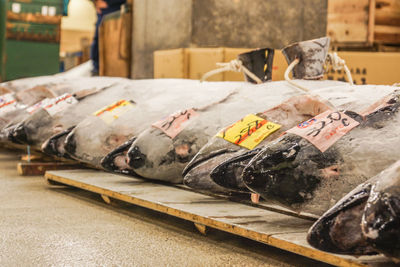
17,162,84,176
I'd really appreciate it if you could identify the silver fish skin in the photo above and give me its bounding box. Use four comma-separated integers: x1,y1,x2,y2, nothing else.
184,94,333,194
242,90,400,216
126,80,347,184
64,79,238,168
184,84,399,195
307,160,400,261
361,160,400,262
9,77,134,149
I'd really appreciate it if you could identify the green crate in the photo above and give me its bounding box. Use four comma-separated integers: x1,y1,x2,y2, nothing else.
4,40,60,80
7,21,60,42
7,0,63,16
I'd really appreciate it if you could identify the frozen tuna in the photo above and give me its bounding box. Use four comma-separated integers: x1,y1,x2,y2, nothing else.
307,160,400,261
242,89,400,215
61,79,237,169
8,77,133,150
183,84,399,195
125,80,346,183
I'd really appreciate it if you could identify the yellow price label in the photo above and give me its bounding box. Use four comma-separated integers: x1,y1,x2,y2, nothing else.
216,114,281,150
93,99,135,124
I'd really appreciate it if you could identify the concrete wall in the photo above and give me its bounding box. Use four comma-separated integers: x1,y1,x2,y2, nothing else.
131,0,192,79
131,0,327,78
192,0,327,48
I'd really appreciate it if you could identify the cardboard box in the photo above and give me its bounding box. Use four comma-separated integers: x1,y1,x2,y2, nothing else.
154,48,400,85
223,48,251,81
153,48,187,78
188,48,224,81
324,52,400,85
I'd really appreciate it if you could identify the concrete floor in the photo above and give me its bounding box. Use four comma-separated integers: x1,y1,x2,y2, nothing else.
0,148,331,266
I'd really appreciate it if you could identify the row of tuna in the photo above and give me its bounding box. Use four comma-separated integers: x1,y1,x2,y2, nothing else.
0,37,398,262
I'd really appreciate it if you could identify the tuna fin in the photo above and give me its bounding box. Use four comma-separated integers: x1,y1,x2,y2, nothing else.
42,126,75,158
73,83,117,100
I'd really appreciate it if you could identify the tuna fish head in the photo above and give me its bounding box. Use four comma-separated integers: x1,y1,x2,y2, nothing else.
9,108,53,145
307,180,375,255
208,148,261,192
101,137,139,176
127,126,204,183
41,126,75,158
361,161,400,260
183,147,247,194
307,161,400,257
242,133,341,209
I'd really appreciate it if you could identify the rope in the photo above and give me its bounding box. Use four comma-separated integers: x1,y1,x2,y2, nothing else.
284,58,310,93
201,59,263,84
326,52,354,85
284,52,354,93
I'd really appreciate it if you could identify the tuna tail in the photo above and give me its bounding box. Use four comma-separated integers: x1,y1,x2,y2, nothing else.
41,126,75,158
101,137,141,176
282,37,330,80
307,184,377,255
210,148,262,191
237,48,275,83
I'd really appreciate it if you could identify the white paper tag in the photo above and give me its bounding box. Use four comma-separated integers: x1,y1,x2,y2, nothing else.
43,94,78,116
48,6,56,16
26,98,51,114
12,3,21,13
41,6,49,16
0,93,19,113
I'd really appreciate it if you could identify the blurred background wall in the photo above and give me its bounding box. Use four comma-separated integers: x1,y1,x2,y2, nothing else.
131,0,328,79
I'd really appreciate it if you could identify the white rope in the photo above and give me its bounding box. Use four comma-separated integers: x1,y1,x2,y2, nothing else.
284,58,310,93
201,59,263,84
326,52,354,85
284,52,354,93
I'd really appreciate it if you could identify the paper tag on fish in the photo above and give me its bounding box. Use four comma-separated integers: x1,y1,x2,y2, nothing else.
44,93,78,116
152,109,198,139
287,110,359,152
26,98,52,114
0,93,19,113
216,114,281,150
94,99,135,124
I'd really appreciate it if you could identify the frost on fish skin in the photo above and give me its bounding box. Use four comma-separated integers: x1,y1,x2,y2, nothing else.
362,161,400,261
243,91,400,215
42,126,75,158
308,160,400,260
307,181,376,255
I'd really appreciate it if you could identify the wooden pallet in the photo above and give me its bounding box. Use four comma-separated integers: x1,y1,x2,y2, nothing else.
18,162,84,176
44,169,394,267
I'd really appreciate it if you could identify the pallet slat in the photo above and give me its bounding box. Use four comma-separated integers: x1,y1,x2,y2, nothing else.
44,169,394,267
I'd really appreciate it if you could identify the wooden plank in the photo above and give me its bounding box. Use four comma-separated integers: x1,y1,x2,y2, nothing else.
99,10,131,77
374,25,400,43
368,0,376,44
44,170,392,267
327,0,369,43
17,162,84,176
375,0,400,26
